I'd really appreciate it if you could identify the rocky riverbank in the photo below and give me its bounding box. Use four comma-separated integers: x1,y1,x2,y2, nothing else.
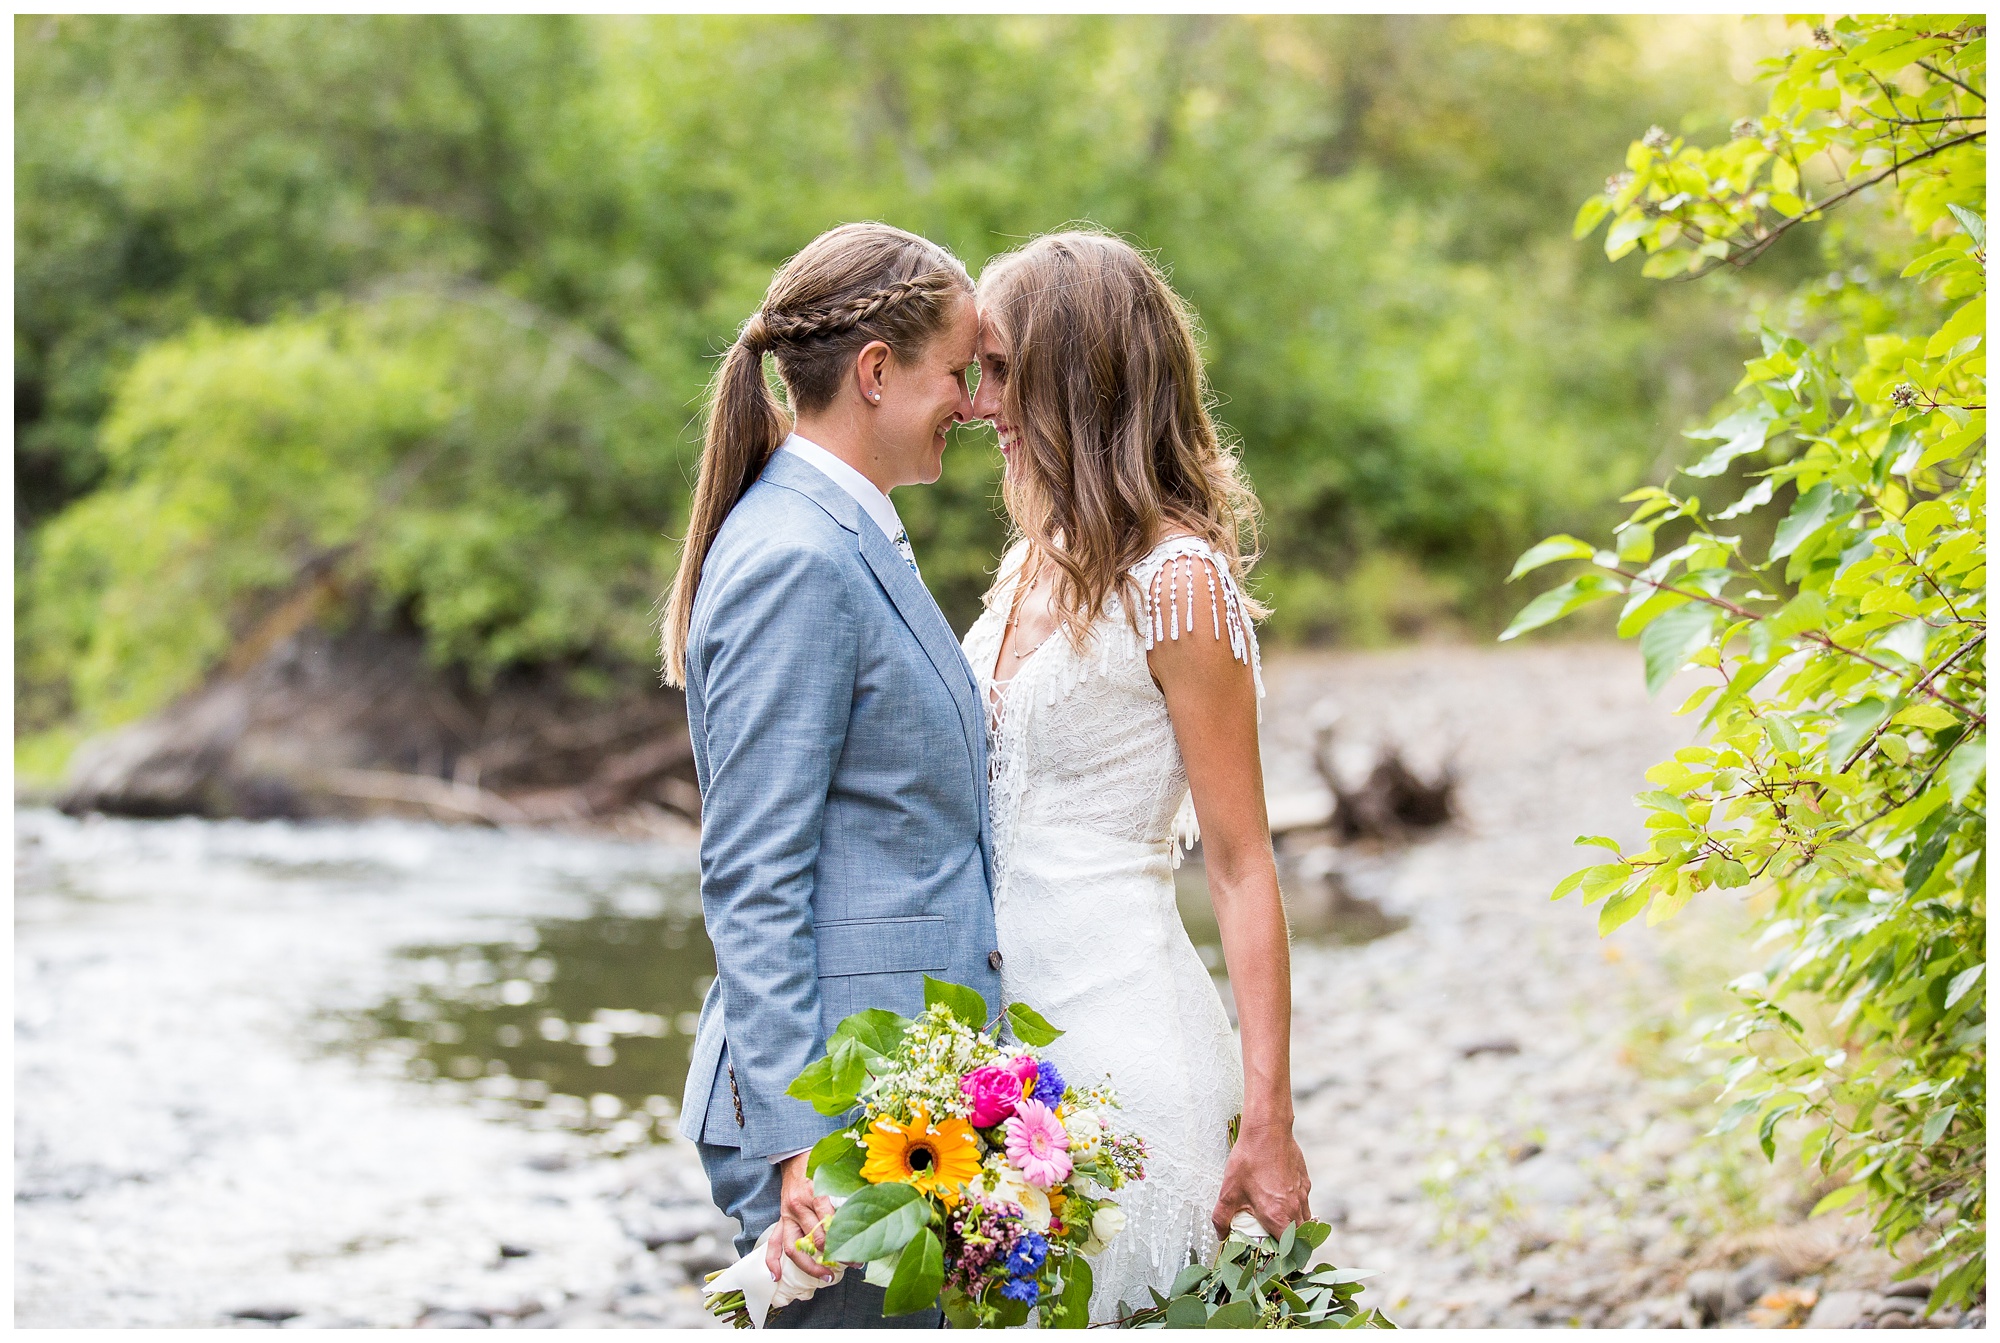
16,643,1963,1328
1258,645,1968,1329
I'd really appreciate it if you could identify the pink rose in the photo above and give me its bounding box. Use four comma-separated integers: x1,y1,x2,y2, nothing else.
961,1065,1027,1127
1006,1055,1039,1092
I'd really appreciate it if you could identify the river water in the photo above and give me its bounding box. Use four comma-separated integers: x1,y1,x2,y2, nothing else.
15,809,742,1326
16,804,1376,1327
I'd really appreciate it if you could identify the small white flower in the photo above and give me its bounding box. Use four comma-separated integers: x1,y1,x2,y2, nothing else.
1064,1108,1103,1156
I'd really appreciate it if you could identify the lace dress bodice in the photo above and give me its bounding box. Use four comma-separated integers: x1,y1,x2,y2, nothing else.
961,535,1263,1322
966,536,1266,876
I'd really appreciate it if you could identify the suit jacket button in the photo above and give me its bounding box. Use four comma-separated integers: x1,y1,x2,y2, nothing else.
988,950,1004,971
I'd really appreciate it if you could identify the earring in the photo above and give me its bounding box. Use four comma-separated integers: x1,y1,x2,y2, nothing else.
871,392,881,402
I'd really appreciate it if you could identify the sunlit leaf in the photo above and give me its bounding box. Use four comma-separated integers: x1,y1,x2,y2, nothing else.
1769,482,1836,561
1506,535,1596,581
1499,573,1623,641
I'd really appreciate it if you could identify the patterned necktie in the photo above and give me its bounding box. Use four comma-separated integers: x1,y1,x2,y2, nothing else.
891,528,921,577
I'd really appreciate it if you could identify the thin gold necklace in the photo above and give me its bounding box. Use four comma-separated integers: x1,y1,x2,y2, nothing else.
1003,560,1056,662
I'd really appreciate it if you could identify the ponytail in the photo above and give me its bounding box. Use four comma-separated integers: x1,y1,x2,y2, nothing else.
658,222,973,687
660,318,786,686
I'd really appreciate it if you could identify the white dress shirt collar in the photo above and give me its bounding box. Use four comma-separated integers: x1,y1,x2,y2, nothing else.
781,434,904,545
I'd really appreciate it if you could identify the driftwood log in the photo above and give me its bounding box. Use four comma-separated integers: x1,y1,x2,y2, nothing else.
1313,719,1456,843
57,620,698,830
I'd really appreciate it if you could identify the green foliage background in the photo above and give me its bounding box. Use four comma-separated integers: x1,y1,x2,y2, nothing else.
1514,14,1984,1308
17,15,1780,740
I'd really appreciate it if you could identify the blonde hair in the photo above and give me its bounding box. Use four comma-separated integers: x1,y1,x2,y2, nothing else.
661,222,972,685
977,228,1264,637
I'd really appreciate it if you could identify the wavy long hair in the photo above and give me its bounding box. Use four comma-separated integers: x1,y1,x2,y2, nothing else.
977,228,1264,638
660,222,972,685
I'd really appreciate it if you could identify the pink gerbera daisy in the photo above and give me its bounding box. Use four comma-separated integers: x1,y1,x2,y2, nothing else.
1003,1099,1073,1188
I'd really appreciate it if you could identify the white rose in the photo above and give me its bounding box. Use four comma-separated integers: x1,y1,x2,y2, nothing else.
1063,1108,1103,1156
980,1165,1053,1232
1091,1205,1127,1243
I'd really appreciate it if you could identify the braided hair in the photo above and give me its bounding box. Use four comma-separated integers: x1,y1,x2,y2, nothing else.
661,223,972,685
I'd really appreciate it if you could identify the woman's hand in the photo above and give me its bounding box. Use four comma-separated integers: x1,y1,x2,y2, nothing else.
767,1152,839,1283
1212,1120,1313,1239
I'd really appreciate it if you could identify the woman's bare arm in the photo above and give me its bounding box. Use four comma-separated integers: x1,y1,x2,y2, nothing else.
1145,554,1313,1236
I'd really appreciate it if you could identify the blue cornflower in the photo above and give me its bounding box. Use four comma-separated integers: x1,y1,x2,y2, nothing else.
1030,1060,1065,1108
999,1275,1040,1304
1006,1231,1048,1276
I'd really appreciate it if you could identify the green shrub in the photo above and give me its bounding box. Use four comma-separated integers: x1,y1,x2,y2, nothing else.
22,293,679,727
1512,15,1984,1309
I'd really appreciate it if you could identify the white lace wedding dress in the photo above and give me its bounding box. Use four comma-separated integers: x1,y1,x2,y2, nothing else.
961,535,1262,1322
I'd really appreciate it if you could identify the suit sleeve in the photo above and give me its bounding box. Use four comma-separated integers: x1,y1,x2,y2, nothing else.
692,541,858,1159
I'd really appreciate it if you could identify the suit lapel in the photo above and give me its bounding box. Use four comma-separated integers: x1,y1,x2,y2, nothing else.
856,522,987,781
761,452,987,793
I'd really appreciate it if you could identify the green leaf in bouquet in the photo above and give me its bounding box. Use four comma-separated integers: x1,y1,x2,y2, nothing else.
990,1288,1032,1328
1296,1221,1333,1251
832,1007,909,1061
786,1034,870,1116
923,976,989,1030
1044,1255,1093,1329
808,1130,868,1198
1005,1000,1064,1047
1207,1299,1258,1327
821,1181,928,1263
1309,1267,1380,1285
1165,1294,1209,1328
1170,1264,1210,1298
884,1226,944,1317
806,1128,858,1175
941,1288,981,1330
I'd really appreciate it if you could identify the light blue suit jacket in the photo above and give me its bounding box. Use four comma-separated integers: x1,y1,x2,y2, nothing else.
677,449,1002,1159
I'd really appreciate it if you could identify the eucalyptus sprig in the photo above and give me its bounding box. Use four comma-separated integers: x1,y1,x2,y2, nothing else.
1107,1222,1394,1330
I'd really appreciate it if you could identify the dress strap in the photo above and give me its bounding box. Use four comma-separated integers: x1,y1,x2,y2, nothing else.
1129,537,1265,700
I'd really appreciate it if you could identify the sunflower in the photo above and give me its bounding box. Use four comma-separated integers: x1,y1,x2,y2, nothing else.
862,1107,982,1204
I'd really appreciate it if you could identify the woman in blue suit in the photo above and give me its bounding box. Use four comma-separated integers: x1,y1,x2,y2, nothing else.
661,222,1000,1328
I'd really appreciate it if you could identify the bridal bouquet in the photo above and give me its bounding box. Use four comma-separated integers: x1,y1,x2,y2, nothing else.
703,977,1146,1328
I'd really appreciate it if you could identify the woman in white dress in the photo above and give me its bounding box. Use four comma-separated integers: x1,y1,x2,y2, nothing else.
961,230,1311,1321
